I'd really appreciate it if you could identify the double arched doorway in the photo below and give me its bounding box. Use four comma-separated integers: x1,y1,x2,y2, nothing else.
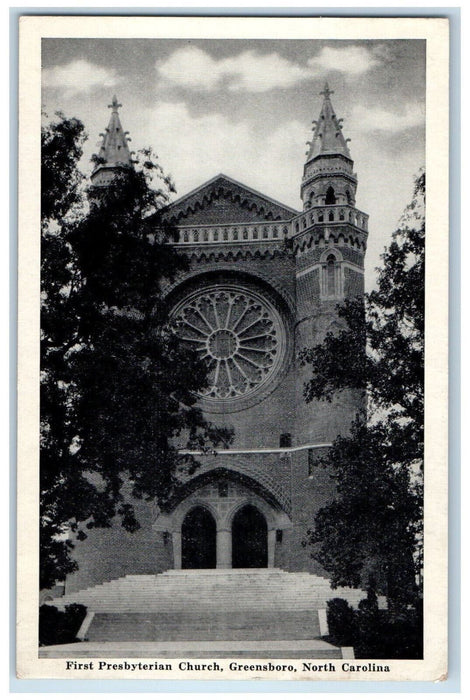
181,504,268,569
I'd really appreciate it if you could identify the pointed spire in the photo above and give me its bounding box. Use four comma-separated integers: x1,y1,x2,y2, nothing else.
305,82,351,162
94,95,132,172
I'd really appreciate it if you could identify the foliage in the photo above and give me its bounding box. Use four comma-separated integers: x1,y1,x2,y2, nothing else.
39,603,87,647
40,114,231,589
301,172,425,609
325,597,423,659
326,598,356,645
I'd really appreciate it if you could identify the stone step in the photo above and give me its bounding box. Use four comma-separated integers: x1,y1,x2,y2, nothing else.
58,595,343,606
54,570,368,618
44,569,372,649
65,604,328,614
87,611,322,642
39,639,345,659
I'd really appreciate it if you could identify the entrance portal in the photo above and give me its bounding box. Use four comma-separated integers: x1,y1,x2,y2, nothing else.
181,506,216,569
232,505,268,568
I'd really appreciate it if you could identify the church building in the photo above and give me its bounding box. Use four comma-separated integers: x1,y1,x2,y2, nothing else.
46,85,370,653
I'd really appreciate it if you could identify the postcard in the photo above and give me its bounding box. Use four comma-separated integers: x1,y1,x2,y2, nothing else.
17,15,448,682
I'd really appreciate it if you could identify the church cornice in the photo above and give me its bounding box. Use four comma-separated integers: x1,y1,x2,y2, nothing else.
183,245,291,264
302,170,358,190
293,224,368,255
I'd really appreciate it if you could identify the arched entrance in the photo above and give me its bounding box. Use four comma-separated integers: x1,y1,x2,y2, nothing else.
181,506,216,569
232,504,268,568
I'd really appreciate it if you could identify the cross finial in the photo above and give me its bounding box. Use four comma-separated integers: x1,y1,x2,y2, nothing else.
108,95,122,112
320,82,334,98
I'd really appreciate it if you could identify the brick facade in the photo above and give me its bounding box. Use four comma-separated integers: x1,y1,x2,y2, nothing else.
66,87,368,592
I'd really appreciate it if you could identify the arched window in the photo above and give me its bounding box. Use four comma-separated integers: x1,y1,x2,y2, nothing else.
325,186,336,204
328,210,335,222
183,231,189,242
321,252,343,300
327,255,336,296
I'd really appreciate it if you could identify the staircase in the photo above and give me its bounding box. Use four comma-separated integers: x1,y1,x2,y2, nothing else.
42,569,368,658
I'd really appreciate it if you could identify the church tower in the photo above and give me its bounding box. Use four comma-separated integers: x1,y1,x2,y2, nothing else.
287,84,369,567
292,82,368,445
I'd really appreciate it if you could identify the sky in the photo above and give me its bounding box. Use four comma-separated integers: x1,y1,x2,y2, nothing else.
42,39,425,290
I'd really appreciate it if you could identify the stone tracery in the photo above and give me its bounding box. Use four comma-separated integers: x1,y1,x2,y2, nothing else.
171,286,283,400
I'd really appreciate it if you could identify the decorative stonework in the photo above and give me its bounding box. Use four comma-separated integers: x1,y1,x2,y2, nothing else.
185,244,289,263
161,462,293,518
171,285,286,402
293,226,368,256
165,174,298,225
174,221,290,245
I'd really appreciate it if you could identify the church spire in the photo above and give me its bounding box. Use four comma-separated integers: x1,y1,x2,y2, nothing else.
91,95,133,186
305,82,351,163
300,83,357,210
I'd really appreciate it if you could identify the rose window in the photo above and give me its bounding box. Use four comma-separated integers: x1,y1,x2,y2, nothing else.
171,286,285,401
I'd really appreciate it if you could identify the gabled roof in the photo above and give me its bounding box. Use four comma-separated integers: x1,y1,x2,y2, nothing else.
165,174,300,225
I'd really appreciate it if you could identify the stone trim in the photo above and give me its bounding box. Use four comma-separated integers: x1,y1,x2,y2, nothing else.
76,611,95,641
178,442,332,455
163,466,292,517
296,259,363,280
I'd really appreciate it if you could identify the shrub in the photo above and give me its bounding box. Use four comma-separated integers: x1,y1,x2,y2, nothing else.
326,597,423,659
326,597,356,646
39,603,87,646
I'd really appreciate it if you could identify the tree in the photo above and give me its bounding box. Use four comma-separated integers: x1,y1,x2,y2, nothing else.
301,172,425,610
40,114,231,590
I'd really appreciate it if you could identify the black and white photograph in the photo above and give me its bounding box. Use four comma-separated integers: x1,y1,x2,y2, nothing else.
16,15,449,682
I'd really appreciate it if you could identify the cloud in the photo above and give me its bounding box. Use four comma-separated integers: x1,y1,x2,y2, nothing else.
351,103,425,132
308,46,380,75
156,47,221,91
156,46,311,93
128,101,305,205
217,51,311,92
42,59,119,97
157,45,381,93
